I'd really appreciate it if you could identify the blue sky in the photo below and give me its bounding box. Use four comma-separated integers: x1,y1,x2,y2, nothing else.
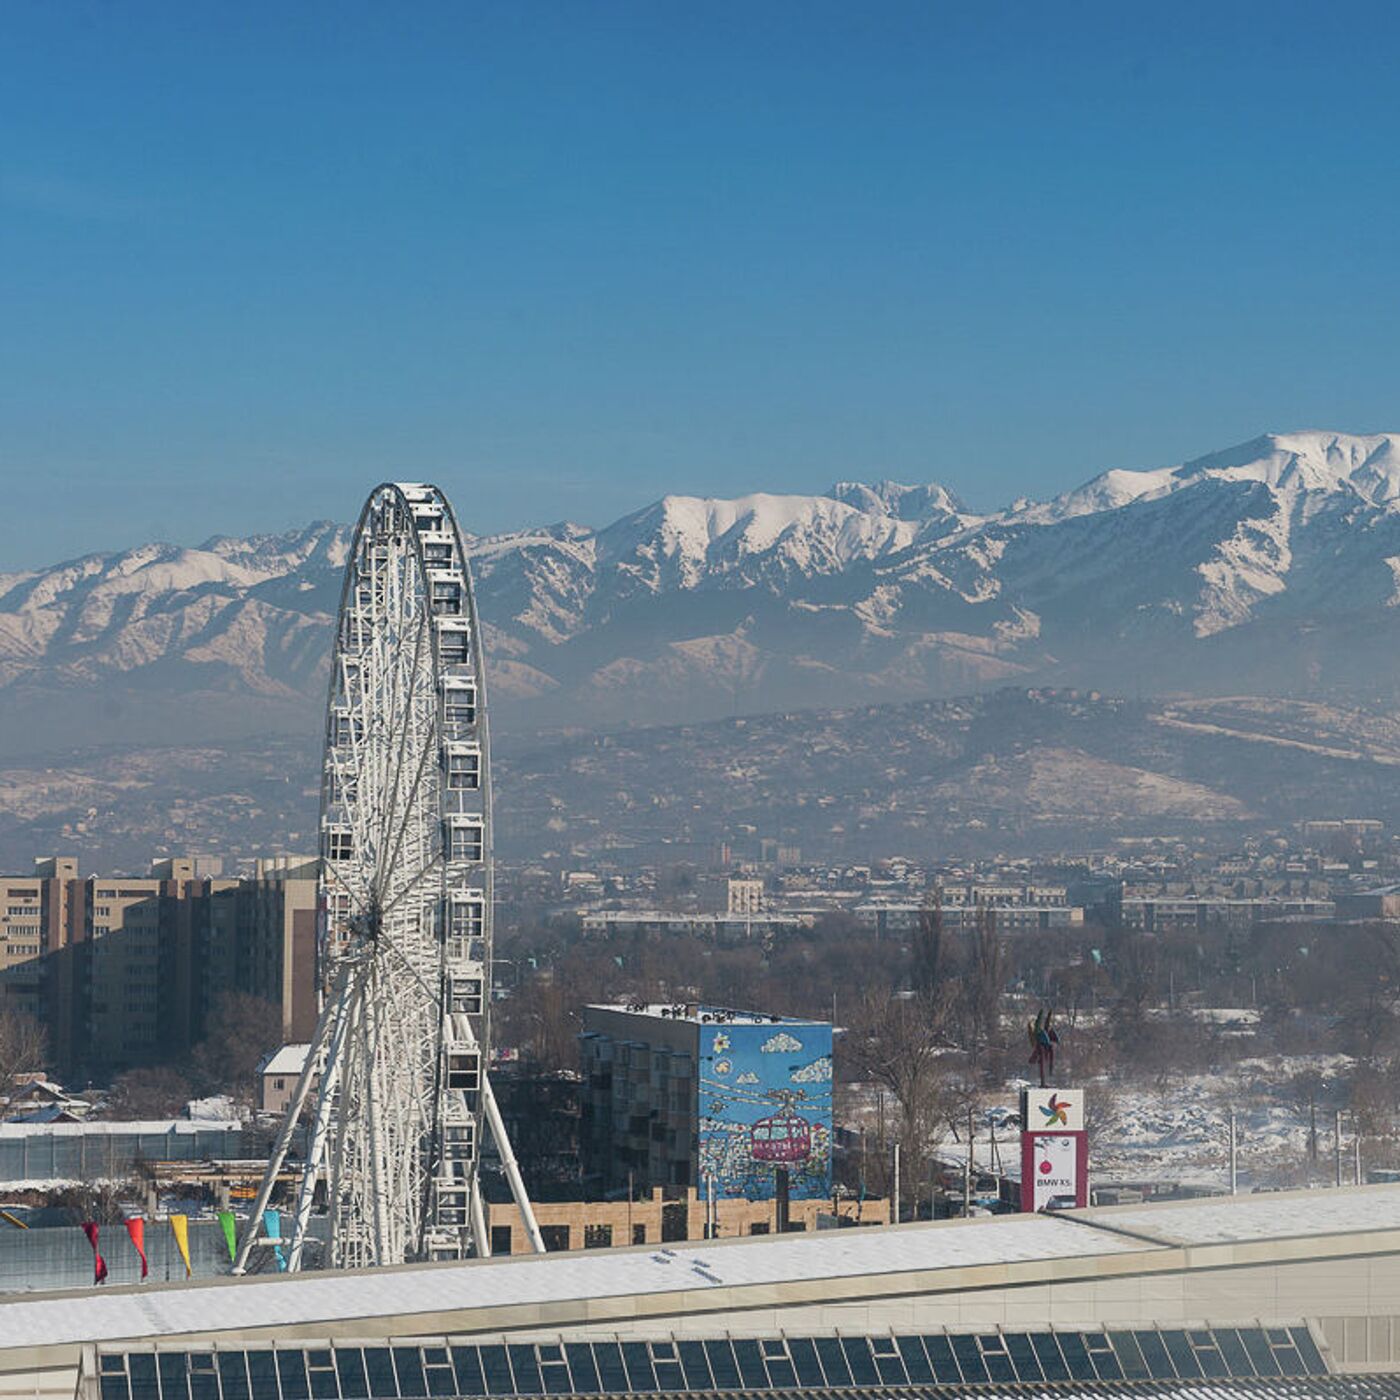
4,2,1400,568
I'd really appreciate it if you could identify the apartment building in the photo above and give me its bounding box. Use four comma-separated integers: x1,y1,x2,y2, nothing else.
0,855,319,1082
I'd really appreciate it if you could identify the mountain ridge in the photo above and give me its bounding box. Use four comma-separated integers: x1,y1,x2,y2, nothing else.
6,430,1400,752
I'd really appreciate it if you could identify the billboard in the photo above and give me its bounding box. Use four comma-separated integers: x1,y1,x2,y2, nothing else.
697,1018,832,1200
1021,1087,1084,1133
1019,1086,1089,1211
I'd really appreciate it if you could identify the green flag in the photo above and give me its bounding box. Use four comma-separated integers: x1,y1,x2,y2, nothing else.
217,1210,238,1263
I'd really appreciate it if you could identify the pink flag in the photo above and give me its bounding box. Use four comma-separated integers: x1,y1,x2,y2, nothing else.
81,1221,108,1285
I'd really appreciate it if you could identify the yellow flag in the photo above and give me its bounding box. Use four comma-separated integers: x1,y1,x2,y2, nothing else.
170,1213,192,1278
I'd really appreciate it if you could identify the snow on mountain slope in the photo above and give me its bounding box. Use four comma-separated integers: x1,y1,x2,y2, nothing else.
8,431,1400,743
592,491,923,598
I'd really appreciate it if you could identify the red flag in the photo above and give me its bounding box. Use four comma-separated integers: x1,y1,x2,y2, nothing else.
124,1217,148,1280
81,1221,108,1285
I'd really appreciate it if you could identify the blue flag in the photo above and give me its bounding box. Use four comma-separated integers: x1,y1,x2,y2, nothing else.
264,1209,287,1272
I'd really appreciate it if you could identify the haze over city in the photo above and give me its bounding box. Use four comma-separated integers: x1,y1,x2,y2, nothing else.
6,5,1400,1391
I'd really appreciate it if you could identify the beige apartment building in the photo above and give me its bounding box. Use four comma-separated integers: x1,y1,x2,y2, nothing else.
0,855,319,1082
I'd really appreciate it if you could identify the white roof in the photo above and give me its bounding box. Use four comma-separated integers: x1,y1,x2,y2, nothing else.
3,1184,1400,1355
1098,1188,1400,1245
0,1212,1137,1351
261,1044,313,1077
588,1003,820,1026
0,1119,240,1138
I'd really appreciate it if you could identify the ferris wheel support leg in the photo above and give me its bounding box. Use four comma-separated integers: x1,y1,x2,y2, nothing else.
361,980,393,1264
233,964,351,1276
481,1072,546,1254
285,970,359,1271
469,1176,491,1258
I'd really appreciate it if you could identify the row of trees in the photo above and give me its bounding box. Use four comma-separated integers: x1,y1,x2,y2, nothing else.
497,898,1400,1193
0,991,282,1115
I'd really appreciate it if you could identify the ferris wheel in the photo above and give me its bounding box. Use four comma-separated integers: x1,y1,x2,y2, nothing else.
235,483,544,1273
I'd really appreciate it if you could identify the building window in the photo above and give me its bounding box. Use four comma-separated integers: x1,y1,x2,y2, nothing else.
583,1224,613,1249
540,1225,570,1252
632,1223,647,1245
327,830,354,862
489,1226,512,1255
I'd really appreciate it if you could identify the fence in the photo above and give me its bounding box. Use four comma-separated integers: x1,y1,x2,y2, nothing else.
0,1123,248,1182
0,1215,330,1292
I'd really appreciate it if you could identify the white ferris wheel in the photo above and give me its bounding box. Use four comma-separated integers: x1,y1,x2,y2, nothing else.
236,482,544,1273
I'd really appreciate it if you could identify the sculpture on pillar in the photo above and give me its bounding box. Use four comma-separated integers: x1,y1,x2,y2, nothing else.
1027,1008,1059,1089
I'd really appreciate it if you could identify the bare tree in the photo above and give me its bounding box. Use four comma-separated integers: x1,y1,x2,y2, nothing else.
911,887,944,1002
963,899,1007,1067
190,992,282,1105
49,1177,143,1225
0,1005,48,1095
844,989,960,1214
108,1066,193,1119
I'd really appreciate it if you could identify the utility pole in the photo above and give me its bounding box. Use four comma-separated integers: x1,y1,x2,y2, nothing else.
1228,1110,1237,1196
1335,1110,1343,1189
1355,1123,1363,1186
892,1143,900,1225
964,1106,974,1218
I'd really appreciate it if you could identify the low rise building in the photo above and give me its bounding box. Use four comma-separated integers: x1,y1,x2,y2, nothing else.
580,1004,833,1203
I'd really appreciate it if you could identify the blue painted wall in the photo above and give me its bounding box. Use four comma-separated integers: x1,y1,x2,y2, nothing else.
696,1015,832,1200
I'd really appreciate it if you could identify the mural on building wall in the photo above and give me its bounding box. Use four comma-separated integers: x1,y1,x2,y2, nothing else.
697,1016,833,1200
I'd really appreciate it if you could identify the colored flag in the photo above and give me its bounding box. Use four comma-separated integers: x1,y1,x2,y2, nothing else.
81,1221,108,1285
170,1213,192,1278
125,1217,148,1280
263,1209,286,1272
217,1210,237,1263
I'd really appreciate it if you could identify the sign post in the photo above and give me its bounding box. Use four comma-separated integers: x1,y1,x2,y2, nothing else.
1019,1087,1088,1212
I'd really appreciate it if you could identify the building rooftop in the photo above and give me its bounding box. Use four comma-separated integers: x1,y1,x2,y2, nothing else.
586,1002,824,1026
3,1184,1400,1360
260,1044,313,1077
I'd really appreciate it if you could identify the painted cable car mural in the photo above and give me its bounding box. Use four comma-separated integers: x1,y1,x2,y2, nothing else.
750,1102,813,1163
696,1018,833,1200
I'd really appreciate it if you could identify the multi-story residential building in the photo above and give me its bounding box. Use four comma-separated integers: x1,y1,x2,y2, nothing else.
726,879,765,915
853,901,1084,936
1120,895,1336,932
579,1003,832,1204
0,858,77,1029
0,855,319,1082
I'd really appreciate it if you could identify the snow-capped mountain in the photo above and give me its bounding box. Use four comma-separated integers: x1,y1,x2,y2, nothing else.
7,430,1400,751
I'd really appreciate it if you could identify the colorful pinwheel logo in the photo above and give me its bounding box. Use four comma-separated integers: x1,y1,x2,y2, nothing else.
1040,1094,1070,1127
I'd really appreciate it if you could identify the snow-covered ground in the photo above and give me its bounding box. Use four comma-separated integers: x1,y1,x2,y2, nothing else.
847,1046,1387,1198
